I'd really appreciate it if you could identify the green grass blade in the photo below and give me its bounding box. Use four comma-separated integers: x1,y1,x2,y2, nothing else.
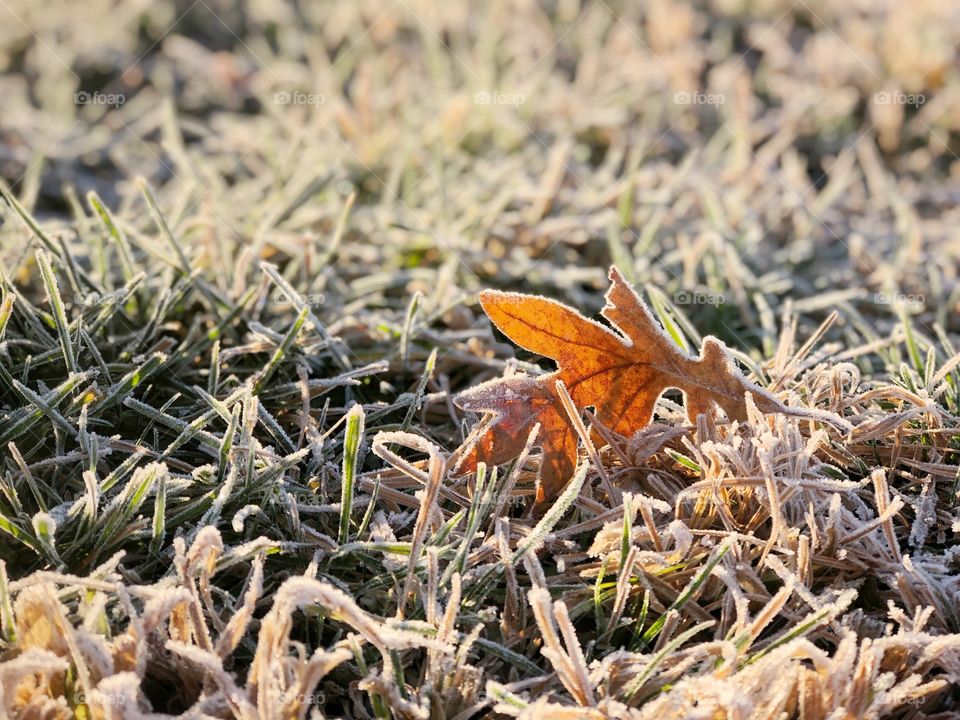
35,249,77,373
339,404,365,545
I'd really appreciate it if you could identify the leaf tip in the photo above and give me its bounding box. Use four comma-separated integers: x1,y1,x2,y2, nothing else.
477,288,511,310
608,264,626,284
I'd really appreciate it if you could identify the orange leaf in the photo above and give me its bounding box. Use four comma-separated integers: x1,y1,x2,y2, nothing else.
453,266,847,505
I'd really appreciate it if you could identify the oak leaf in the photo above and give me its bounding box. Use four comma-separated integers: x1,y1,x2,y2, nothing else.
453,266,846,505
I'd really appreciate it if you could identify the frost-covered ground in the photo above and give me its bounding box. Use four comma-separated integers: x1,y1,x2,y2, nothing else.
2,1,960,717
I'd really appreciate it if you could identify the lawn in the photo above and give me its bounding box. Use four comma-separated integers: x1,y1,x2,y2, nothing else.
1,1,960,718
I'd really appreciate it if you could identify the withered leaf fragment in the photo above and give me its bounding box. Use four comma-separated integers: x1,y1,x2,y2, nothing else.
453,266,845,505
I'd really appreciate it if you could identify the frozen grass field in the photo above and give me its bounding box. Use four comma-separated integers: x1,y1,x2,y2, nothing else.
1,1,960,717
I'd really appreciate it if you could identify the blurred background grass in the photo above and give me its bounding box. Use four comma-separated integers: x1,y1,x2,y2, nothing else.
2,2,960,716
2,0,958,343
